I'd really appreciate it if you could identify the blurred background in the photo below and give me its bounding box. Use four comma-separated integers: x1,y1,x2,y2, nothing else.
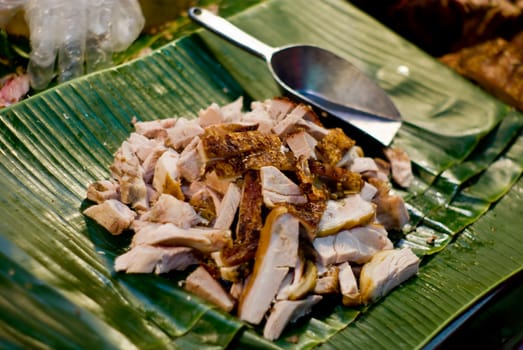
1,0,522,112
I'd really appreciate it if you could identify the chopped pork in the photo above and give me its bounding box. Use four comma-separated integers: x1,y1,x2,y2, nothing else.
263,295,322,341
285,131,318,159
166,117,204,150
140,194,206,228
83,199,136,235
384,147,414,188
110,141,149,212
132,222,231,253
152,149,183,200
338,262,361,306
238,207,299,325
260,166,307,207
185,266,235,312
313,224,393,266
213,183,241,229
359,248,420,304
114,245,198,274
198,102,224,127
177,137,205,182
86,180,120,204
84,97,418,341
317,195,376,236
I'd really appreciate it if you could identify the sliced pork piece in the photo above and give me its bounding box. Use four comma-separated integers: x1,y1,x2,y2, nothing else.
359,248,420,304
83,199,136,235
384,147,414,188
263,295,322,341
360,181,378,202
338,262,361,306
337,146,363,168
178,137,205,182
260,166,307,208
184,266,235,312
239,207,300,325
276,259,317,301
272,103,310,136
86,180,119,204
141,145,167,184
314,265,339,294
127,132,159,163
317,194,376,236
140,194,206,228
220,97,243,123
313,224,392,265
286,131,318,160
132,222,231,253
114,245,198,274
264,97,295,121
166,117,204,150
214,183,241,229
334,225,393,264
241,102,274,134
152,149,183,200
110,141,149,212
375,193,410,231
198,102,223,127
221,170,263,266
312,234,337,266
349,157,379,174
296,119,329,139
133,118,175,140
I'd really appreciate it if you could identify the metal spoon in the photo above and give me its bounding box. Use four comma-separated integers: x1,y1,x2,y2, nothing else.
188,7,402,146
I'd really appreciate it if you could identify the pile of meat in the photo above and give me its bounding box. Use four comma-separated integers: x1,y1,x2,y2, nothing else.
83,97,420,341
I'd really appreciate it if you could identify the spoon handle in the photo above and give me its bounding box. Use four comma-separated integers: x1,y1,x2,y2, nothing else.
188,7,274,60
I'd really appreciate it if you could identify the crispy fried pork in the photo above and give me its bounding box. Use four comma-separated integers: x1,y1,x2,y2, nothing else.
221,170,263,266
315,128,356,165
84,97,417,341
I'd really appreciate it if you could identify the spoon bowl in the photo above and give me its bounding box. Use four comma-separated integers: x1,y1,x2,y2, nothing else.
189,7,402,145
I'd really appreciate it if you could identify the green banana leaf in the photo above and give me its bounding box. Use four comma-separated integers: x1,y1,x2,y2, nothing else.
1,0,522,349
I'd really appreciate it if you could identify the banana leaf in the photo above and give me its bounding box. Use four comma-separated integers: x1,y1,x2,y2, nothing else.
1,0,522,349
